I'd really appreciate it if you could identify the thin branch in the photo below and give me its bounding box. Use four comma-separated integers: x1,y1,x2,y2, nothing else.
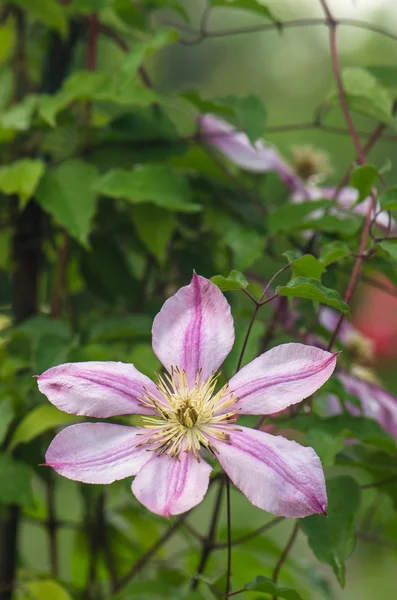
271,521,300,598
225,478,232,599
112,514,186,594
361,474,397,489
214,516,284,549
191,479,224,589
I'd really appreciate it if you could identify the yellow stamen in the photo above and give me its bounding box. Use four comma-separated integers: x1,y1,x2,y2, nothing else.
140,368,239,459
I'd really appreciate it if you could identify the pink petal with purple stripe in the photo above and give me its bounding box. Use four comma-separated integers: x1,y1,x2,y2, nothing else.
46,423,152,484
38,361,161,418
199,114,302,189
152,273,234,386
228,343,337,415
132,451,212,516
211,426,327,517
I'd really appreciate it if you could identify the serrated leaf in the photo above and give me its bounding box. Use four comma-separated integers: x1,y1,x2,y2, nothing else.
36,159,99,246
211,270,249,291
244,575,304,600
0,159,45,205
0,398,14,445
320,241,350,266
0,453,33,506
301,476,361,586
350,164,378,202
378,187,397,211
95,166,200,213
328,67,393,124
8,405,77,452
306,214,360,236
132,205,176,265
268,200,331,234
15,0,68,37
289,254,325,281
210,0,280,25
276,277,349,316
0,95,38,132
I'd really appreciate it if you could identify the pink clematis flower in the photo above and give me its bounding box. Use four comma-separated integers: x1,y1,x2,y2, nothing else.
318,308,397,439
38,274,337,518
199,114,302,189
292,185,396,232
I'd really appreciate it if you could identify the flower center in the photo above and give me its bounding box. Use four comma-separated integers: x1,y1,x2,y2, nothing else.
138,368,239,459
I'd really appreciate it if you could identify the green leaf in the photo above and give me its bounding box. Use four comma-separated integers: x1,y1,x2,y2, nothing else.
320,241,350,266
378,240,397,264
132,205,177,265
95,166,200,213
306,429,345,466
350,164,378,202
32,333,74,373
0,398,14,445
218,94,267,143
306,214,360,236
0,159,45,205
0,453,33,506
89,315,152,342
18,580,72,600
366,65,397,88
301,476,361,586
244,575,304,600
276,277,349,317
8,405,77,452
378,187,397,211
15,0,68,37
36,159,99,246
210,0,280,25
211,270,249,291
329,67,393,124
268,200,330,234
0,18,16,65
288,254,326,281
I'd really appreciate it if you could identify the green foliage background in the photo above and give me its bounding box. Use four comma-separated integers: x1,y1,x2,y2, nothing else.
1,1,397,599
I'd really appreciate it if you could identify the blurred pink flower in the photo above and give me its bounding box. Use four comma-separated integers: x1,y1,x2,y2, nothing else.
292,185,396,231
199,114,302,189
38,274,337,518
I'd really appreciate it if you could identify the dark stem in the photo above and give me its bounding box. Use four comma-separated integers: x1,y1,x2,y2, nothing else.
191,479,224,589
224,478,232,599
214,516,284,549
271,521,300,597
113,515,186,594
46,475,59,576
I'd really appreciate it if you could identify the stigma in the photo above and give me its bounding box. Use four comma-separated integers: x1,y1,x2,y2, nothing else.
139,368,239,459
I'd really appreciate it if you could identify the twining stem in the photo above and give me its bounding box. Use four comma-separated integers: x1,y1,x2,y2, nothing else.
225,478,232,598
191,478,225,589
271,521,300,599
112,515,186,594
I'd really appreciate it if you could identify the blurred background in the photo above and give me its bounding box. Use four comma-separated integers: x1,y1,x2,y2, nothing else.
1,0,397,599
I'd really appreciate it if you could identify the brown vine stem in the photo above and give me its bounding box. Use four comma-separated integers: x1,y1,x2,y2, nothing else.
160,15,397,44
318,0,376,352
271,521,300,599
225,478,232,599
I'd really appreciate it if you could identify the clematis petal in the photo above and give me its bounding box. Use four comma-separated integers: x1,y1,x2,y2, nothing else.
199,114,302,189
337,371,397,439
38,361,161,418
152,273,234,386
46,423,152,484
228,343,337,415
211,426,327,517
132,451,212,516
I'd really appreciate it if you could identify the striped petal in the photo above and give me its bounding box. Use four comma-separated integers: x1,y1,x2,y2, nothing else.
152,273,234,386
46,423,151,484
132,451,212,516
38,361,161,418
228,343,337,415
212,426,327,517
